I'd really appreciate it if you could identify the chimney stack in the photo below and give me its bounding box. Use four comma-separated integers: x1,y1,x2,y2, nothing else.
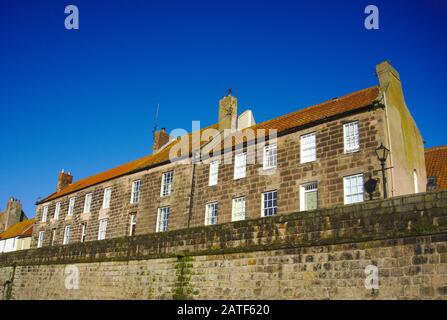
376,60,401,88
57,169,73,192
153,128,171,154
1,197,25,232
218,89,238,131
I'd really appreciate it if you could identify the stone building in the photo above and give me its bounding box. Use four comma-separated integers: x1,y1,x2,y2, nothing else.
31,61,427,248
425,145,447,191
0,198,27,234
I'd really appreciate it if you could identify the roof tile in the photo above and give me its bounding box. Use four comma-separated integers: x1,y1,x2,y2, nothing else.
425,145,447,191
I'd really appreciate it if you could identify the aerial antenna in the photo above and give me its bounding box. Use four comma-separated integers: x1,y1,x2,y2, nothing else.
153,103,160,139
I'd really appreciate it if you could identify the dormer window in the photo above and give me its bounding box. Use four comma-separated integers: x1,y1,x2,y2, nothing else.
427,176,437,191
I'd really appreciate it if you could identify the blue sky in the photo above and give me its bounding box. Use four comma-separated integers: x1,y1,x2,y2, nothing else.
1,0,446,216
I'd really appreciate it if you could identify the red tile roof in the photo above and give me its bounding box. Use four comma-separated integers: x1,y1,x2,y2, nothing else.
39,86,380,203
425,145,447,191
0,219,34,240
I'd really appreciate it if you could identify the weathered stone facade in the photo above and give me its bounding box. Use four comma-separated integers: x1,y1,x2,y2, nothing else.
2,191,447,300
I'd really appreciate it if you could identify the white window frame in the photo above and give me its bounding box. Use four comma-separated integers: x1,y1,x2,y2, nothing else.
98,219,108,240
129,214,137,236
37,231,45,248
343,174,364,204
263,144,277,170
68,197,75,216
63,225,71,245
50,228,56,246
234,152,247,180
232,197,246,222
160,171,173,197
343,121,360,153
208,160,219,186
262,190,278,217
102,187,112,209
300,132,316,163
130,180,141,204
299,182,318,211
42,206,48,223
205,202,219,225
54,202,61,220
80,223,87,243
83,193,92,214
156,207,170,232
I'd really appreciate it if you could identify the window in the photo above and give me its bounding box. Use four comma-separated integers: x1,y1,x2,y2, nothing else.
42,206,48,223
68,197,75,215
262,191,277,217
343,121,360,153
83,193,92,214
102,188,112,209
427,176,437,191
205,202,218,225
98,219,108,240
209,160,219,186
300,133,316,163
234,153,247,179
129,214,137,236
130,180,141,204
54,202,61,220
160,171,173,197
37,231,45,248
232,197,246,221
413,169,419,193
343,174,364,204
300,182,318,211
80,223,87,243
263,144,277,170
156,207,170,232
63,225,71,245
50,229,56,246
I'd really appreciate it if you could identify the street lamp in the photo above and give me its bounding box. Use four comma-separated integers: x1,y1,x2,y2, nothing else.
375,143,390,198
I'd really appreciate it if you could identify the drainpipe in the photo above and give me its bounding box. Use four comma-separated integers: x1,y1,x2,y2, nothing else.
187,151,199,228
382,89,395,197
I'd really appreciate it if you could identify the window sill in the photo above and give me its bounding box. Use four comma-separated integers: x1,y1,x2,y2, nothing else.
98,208,110,220
300,160,316,165
344,149,360,154
80,213,91,221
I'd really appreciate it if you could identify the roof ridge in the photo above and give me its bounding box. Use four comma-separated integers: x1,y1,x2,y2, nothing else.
425,145,447,153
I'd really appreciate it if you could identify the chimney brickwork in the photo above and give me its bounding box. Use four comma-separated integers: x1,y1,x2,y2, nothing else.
56,170,73,192
153,128,171,154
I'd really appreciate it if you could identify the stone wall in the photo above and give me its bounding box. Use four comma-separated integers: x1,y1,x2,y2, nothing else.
2,191,447,300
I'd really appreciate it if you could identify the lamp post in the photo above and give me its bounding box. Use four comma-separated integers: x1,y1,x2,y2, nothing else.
375,143,390,199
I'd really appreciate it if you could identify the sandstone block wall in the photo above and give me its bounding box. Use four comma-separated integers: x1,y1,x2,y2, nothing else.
2,191,447,300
